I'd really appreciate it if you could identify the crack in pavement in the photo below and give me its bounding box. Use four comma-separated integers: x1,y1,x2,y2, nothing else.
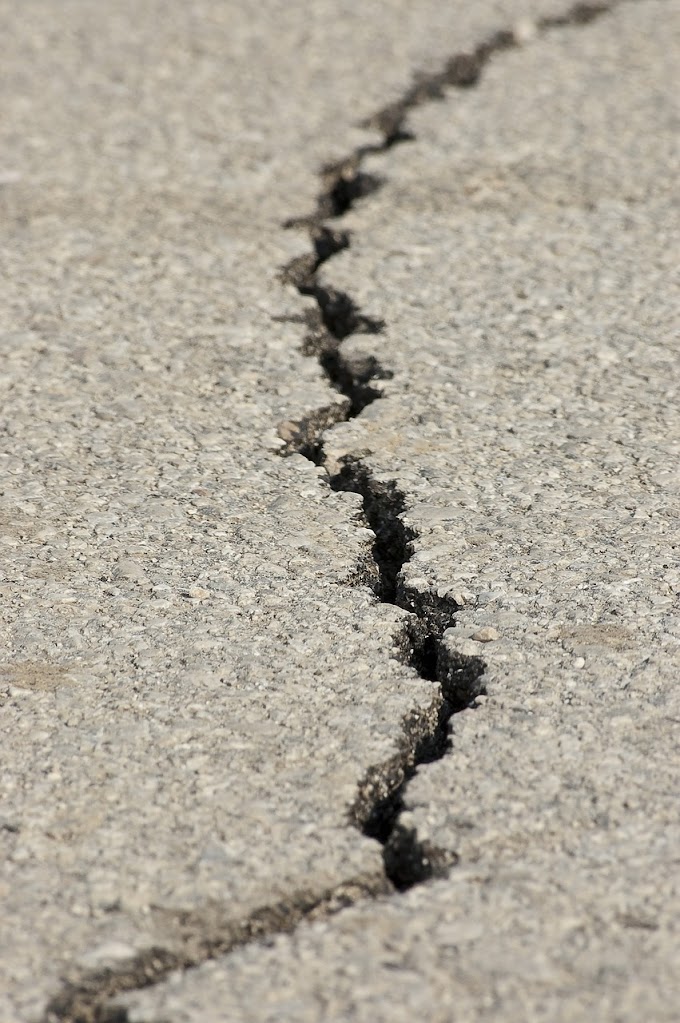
43,3,630,1019
44,880,390,1023
277,0,620,894
326,463,486,891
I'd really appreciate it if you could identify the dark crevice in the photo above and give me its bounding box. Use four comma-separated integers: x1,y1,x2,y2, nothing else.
43,879,389,1023
330,464,410,604
277,0,618,904
328,461,486,889
319,162,385,220
279,0,616,455
285,5,611,228
44,3,623,1019
539,2,611,27
280,231,387,424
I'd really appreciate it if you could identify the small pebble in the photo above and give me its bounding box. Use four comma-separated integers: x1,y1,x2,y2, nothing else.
471,627,500,643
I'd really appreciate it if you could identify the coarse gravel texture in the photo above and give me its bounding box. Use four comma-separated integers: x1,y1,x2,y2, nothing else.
121,2,680,1021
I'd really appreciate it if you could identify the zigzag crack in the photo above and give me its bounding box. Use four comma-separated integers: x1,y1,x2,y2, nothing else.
276,0,619,906
43,2,622,1019
324,458,487,890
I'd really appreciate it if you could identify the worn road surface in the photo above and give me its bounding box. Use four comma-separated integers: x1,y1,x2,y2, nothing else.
1,1,678,1021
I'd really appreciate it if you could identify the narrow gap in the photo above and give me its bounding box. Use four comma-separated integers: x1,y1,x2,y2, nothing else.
277,0,617,899
43,879,389,1023
44,3,620,1019
280,226,388,423
327,460,486,891
284,4,610,230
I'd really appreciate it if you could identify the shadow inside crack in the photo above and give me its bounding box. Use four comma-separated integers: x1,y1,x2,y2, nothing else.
44,2,622,1018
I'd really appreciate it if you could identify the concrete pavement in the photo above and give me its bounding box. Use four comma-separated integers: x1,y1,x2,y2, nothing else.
1,1,678,1021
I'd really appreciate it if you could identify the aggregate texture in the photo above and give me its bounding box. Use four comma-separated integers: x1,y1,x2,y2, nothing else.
2,1,679,1021
0,2,588,1019
120,2,680,1022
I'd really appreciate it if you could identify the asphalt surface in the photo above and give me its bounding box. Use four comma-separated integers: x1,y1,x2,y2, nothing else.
1,1,678,1021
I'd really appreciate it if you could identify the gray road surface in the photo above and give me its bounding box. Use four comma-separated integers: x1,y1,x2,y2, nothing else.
1,1,678,1021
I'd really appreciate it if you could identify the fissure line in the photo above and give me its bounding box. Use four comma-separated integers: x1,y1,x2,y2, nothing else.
278,0,620,891
44,3,623,1020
